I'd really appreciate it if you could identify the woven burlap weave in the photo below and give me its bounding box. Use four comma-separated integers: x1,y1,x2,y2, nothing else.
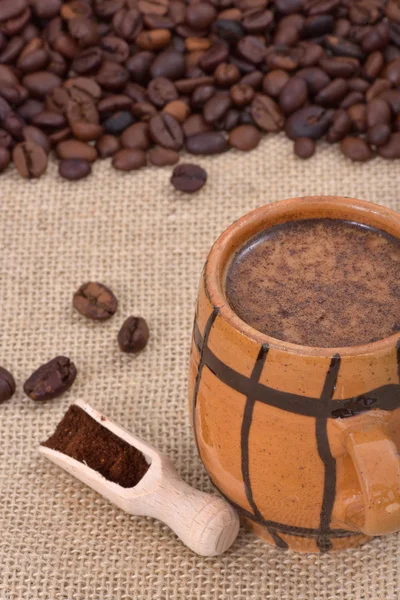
0,136,399,600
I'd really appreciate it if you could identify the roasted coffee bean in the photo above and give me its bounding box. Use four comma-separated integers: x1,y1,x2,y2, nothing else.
150,50,185,79
384,59,400,86
31,110,66,130
96,134,120,157
303,14,333,37
192,85,215,108
378,133,400,159
294,136,315,158
368,123,391,147
98,95,132,115
214,63,240,87
229,124,261,150
136,28,171,50
96,61,129,91
0,128,12,149
262,70,290,97
265,46,301,71
124,82,148,103
363,51,384,80
103,111,134,135
199,43,228,71
315,78,348,106
132,101,157,120
126,51,154,83
23,356,77,401
250,94,284,132
72,47,103,74
149,113,183,150
279,77,308,114
112,148,147,170
182,114,212,136
230,83,255,107
379,90,400,114
56,139,97,162
296,67,330,93
70,121,103,141
203,93,231,123
13,141,47,178
138,0,168,16
285,105,333,139
366,98,391,128
22,71,61,98
0,0,28,22
319,56,359,78
243,10,274,34
118,316,150,353
163,99,190,122
0,147,10,171
171,162,207,192
186,131,228,154
121,122,151,149
326,109,352,142
340,91,364,109
22,125,50,153
324,35,364,60
237,36,267,64
73,281,118,320
148,77,178,107
49,127,71,144
347,103,367,132
32,0,61,19
149,145,179,165
340,136,372,161
0,366,15,404
113,8,142,40
59,157,91,179
348,77,369,92
212,19,244,45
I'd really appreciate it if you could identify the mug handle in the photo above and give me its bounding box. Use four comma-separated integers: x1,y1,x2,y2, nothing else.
343,420,400,536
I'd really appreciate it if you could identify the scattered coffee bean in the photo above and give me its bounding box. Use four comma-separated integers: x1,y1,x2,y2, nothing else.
23,356,77,401
148,146,179,166
96,134,120,158
149,113,183,150
112,148,147,171
378,133,400,159
117,316,150,353
59,158,92,180
73,282,118,320
171,163,207,193
186,132,228,154
0,366,16,404
229,124,262,151
0,147,11,173
56,139,97,162
294,137,316,158
368,124,391,147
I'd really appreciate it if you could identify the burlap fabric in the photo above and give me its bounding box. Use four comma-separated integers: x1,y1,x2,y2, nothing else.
0,136,399,600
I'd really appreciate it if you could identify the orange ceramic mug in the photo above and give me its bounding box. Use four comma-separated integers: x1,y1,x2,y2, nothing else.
189,196,400,553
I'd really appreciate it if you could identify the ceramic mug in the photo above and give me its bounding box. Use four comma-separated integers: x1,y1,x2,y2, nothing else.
188,196,400,553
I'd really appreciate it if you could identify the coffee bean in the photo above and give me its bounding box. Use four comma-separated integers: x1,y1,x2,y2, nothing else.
340,136,372,161
103,111,134,135
132,101,157,120
163,99,189,122
182,114,212,136
237,36,266,64
363,51,384,80
32,110,66,130
121,122,151,150
378,133,400,159
56,139,97,162
366,98,391,128
340,91,365,109
229,124,261,151
0,147,10,172
379,90,400,114
186,3,216,30
72,47,103,74
96,61,129,91
199,43,229,72
171,162,207,193
203,93,231,123
347,103,367,132
126,51,154,84
13,141,47,178
138,0,168,16
262,70,290,98
315,78,348,106
186,131,228,154
73,281,118,320
150,50,185,79
22,71,61,98
285,105,333,139
296,67,330,93
366,78,391,102
294,136,315,158
112,148,147,171
148,77,178,107
59,157,91,180
118,316,150,353
326,109,352,143
279,77,308,114
0,129,12,149
319,56,359,78
22,125,50,153
96,134,120,158
98,95,132,115
0,366,16,404
250,94,284,132
244,10,274,34
368,123,391,147
149,145,179,165
149,113,183,150
214,63,240,87
70,121,103,141
324,35,364,60
136,28,171,50
23,356,77,401
265,46,301,71
230,83,255,107
0,0,28,21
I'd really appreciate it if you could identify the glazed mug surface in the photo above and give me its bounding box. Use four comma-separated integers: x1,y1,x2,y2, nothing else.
188,196,400,553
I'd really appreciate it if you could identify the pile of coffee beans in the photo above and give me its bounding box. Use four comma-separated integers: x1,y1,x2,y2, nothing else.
0,281,149,404
0,0,399,179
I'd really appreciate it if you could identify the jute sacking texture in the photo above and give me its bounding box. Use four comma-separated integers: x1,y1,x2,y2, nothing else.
0,136,399,599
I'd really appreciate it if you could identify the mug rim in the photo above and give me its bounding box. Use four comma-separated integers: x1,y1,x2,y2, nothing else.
205,196,400,358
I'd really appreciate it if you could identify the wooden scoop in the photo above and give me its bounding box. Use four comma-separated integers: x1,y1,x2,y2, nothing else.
39,400,239,556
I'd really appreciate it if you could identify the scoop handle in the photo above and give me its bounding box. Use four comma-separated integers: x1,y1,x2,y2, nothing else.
145,466,239,556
